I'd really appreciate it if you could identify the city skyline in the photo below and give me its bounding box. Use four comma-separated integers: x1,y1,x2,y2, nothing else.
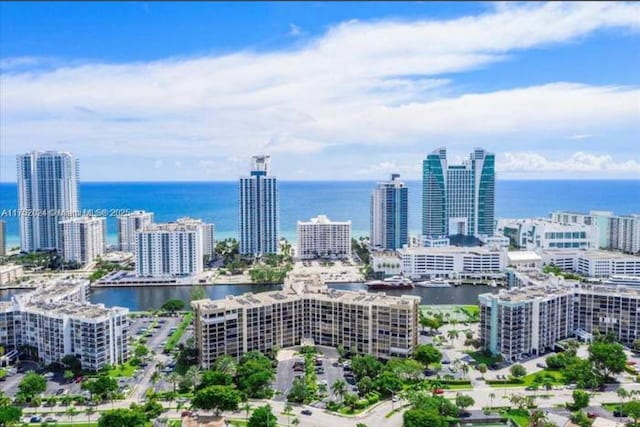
1,2,639,182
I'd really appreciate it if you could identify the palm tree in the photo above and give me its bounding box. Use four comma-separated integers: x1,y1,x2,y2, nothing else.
461,363,470,378
447,329,460,341
489,392,495,410
214,355,237,376
332,379,348,403
85,406,96,424
184,366,201,391
618,387,629,406
65,406,79,422
284,403,293,427
151,370,160,386
241,402,252,420
529,409,549,427
292,417,300,427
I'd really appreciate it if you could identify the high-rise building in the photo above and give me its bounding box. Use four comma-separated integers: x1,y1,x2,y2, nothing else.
176,217,216,258
59,216,107,265
239,155,279,255
17,151,80,252
422,148,495,239
136,222,203,277
0,220,5,256
117,211,154,252
192,273,420,366
370,174,408,250
297,215,351,260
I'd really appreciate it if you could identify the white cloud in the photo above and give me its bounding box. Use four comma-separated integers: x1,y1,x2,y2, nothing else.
569,133,601,140
0,2,639,179
289,23,302,37
499,151,640,174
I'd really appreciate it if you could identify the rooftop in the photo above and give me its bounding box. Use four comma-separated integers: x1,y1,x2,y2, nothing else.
298,215,351,226
507,251,542,263
399,246,503,255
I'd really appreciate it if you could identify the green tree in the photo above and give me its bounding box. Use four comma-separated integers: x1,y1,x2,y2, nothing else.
455,393,475,413
374,370,403,395
200,370,233,388
63,370,75,383
420,315,444,333
625,400,640,426
510,364,527,379
248,404,277,427
161,299,185,314
0,406,22,426
191,385,241,416
61,354,82,375
351,354,383,380
343,392,358,411
236,351,275,398
331,379,347,402
413,344,442,368
134,345,149,358
571,389,590,410
570,410,593,427
214,355,237,376
403,408,448,427
589,340,626,382
97,408,147,427
357,376,374,395
287,377,309,403
477,363,488,375
18,372,47,401
81,375,118,401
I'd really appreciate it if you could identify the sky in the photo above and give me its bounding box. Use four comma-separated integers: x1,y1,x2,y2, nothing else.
0,1,639,182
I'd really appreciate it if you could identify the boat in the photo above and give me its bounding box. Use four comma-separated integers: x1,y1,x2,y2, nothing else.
415,279,451,288
365,276,415,290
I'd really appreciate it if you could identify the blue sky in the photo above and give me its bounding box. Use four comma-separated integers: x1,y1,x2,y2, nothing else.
1,1,639,181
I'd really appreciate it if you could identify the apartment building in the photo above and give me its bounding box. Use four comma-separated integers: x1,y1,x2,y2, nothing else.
0,264,24,285
175,217,216,259
542,249,640,278
497,218,598,250
192,273,420,367
398,246,506,279
0,279,129,371
480,277,640,361
59,216,107,265
136,222,203,277
371,174,408,251
117,210,154,252
297,215,351,260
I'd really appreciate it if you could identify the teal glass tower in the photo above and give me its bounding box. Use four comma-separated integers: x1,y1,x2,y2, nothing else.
371,174,408,250
422,148,495,239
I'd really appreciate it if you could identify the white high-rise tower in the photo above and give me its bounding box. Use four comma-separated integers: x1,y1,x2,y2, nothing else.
17,151,80,252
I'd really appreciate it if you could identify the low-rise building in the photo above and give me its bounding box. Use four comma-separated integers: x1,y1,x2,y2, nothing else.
506,251,542,270
0,278,128,370
0,264,24,285
542,249,640,278
59,216,107,265
370,252,402,276
297,215,351,260
497,218,598,251
398,246,506,279
192,272,420,367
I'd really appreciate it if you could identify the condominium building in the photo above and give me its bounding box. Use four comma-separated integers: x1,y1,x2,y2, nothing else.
297,215,351,260
542,249,640,278
0,264,24,285
0,220,5,256
59,216,107,265
117,210,154,252
480,277,640,361
497,218,598,250
176,217,216,258
398,246,506,279
136,222,204,277
192,273,420,367
422,148,495,239
551,210,640,254
371,174,408,251
0,278,129,371
17,151,80,252
239,155,279,255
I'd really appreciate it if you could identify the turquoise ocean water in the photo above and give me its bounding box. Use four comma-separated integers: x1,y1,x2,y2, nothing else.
1,180,638,248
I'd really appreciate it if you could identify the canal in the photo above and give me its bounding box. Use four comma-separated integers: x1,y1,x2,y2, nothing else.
0,283,499,311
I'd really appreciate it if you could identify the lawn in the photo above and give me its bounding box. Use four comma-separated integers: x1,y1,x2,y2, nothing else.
466,351,502,366
420,305,474,323
487,369,565,388
164,312,194,352
502,410,530,427
107,360,137,378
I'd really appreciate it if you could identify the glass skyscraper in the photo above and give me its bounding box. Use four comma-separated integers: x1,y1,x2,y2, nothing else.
422,147,495,239
239,155,279,255
370,174,408,250
17,151,80,252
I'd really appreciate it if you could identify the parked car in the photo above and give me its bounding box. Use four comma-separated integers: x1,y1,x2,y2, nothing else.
587,412,597,419
44,417,58,423
30,416,42,423
301,409,312,416
433,388,444,395
56,388,65,395
181,410,193,417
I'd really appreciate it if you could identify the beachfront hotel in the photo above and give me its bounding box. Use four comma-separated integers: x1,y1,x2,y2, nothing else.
370,174,408,251
239,155,279,256
479,274,640,361
422,148,495,240
59,216,107,265
135,222,204,277
117,210,154,252
297,215,351,260
17,151,79,252
192,272,420,367
0,278,129,371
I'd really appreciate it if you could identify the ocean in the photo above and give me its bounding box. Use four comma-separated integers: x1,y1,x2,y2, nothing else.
1,180,638,248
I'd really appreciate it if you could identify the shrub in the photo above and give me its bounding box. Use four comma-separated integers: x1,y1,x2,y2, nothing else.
355,399,368,410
